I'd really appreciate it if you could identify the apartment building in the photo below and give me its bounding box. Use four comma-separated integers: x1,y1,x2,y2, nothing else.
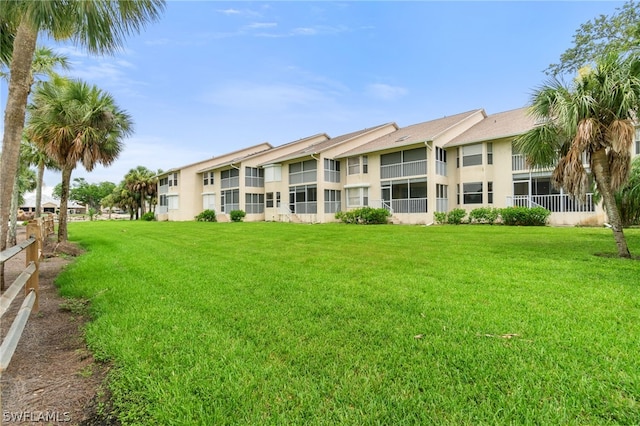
157,107,640,226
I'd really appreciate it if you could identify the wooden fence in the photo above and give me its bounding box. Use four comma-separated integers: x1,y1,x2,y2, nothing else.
0,215,55,373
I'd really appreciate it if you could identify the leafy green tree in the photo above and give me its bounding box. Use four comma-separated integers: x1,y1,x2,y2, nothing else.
547,1,640,76
26,76,133,242
58,178,116,212
0,0,164,256
515,53,640,258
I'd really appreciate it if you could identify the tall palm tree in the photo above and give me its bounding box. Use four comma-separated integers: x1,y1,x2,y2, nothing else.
515,53,640,258
0,0,164,251
26,76,133,242
20,139,60,217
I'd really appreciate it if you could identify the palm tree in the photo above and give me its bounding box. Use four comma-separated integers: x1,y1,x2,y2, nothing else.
125,166,157,217
515,53,640,258
0,0,164,251
26,76,133,242
20,139,60,217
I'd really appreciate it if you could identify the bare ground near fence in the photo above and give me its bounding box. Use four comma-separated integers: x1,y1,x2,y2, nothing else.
1,227,114,425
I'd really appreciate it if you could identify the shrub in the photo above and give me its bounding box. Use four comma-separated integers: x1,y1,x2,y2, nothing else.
195,209,217,222
230,210,246,222
447,208,467,225
336,207,390,224
434,211,447,224
469,207,500,224
500,206,551,226
141,212,156,221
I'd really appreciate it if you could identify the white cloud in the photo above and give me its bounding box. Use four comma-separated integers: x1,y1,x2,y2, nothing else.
246,22,278,30
366,83,408,101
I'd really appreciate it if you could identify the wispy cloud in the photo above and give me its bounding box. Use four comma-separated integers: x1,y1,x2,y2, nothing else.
366,83,408,101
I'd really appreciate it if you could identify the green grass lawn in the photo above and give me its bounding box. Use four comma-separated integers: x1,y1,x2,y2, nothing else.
58,222,640,425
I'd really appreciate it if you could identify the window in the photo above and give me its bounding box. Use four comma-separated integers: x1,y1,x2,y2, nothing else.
380,147,427,178
168,173,178,187
324,189,341,213
221,168,239,189
347,157,360,175
245,167,264,187
159,194,167,206
436,184,448,212
245,193,264,214
462,144,482,166
347,187,368,207
456,184,460,205
435,147,447,176
362,155,368,174
487,143,493,165
381,178,427,213
203,171,214,186
167,195,179,210
463,182,483,204
289,160,317,184
202,193,215,210
220,189,239,213
289,185,317,214
266,192,274,208
276,192,281,207
264,165,282,182
159,177,168,187
488,181,493,204
324,159,341,183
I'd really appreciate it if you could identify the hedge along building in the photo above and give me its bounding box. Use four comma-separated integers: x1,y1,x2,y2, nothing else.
156,107,640,225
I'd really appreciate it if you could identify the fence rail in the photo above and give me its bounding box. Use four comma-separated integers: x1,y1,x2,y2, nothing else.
0,215,55,373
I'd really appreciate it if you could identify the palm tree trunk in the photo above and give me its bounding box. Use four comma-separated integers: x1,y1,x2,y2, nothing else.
35,160,45,218
9,176,19,246
0,19,37,290
58,167,73,242
592,148,631,258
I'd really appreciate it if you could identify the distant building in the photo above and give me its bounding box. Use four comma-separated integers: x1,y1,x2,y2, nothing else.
20,194,86,215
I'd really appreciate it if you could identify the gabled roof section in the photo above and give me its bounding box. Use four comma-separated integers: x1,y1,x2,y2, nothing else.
262,123,396,165
197,142,273,172
337,109,484,158
444,107,536,148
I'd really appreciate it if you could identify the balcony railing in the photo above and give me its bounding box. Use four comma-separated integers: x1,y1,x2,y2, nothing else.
381,160,427,179
507,194,595,213
291,202,317,214
390,198,427,214
221,177,240,189
324,201,341,214
512,154,526,171
435,160,447,176
436,198,448,213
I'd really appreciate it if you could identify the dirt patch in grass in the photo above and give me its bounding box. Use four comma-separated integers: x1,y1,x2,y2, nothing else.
1,228,116,425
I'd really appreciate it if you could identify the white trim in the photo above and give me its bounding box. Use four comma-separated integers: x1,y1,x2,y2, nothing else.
343,183,371,189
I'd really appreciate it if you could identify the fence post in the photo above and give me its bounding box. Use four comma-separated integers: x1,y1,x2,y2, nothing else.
25,220,41,312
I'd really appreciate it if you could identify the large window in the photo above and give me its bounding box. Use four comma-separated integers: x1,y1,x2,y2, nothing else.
347,156,368,175
289,160,317,184
245,167,264,187
462,144,482,167
435,147,447,176
203,171,214,186
167,195,179,210
380,147,427,179
324,159,341,183
159,177,168,187
346,187,368,207
220,189,239,213
324,189,341,213
221,168,239,189
381,178,427,213
245,193,264,214
463,182,483,204
289,185,317,214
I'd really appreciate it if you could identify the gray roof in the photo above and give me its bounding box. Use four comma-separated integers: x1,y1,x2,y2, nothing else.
263,123,395,164
444,107,536,148
337,109,484,158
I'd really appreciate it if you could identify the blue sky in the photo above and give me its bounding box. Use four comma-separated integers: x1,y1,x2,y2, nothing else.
1,1,626,191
